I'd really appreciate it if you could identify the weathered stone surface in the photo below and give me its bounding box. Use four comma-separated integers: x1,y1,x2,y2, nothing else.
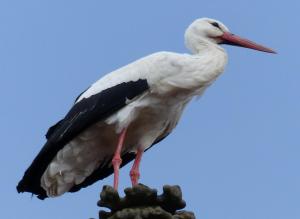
96,184,195,219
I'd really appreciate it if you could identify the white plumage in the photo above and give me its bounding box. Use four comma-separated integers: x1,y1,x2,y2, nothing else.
42,48,228,196
17,18,275,199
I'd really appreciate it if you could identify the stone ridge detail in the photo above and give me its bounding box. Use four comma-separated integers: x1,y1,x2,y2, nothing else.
96,184,195,219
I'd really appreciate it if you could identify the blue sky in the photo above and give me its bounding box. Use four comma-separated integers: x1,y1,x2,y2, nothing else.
1,0,299,218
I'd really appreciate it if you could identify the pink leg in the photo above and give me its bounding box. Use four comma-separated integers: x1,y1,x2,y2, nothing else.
130,148,144,186
112,128,127,190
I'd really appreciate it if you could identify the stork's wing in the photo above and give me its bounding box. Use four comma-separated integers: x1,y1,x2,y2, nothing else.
17,79,149,199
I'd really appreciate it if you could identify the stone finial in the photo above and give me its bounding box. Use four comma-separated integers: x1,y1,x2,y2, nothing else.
96,184,195,219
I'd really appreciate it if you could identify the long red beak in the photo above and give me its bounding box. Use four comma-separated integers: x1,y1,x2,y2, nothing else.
220,32,276,54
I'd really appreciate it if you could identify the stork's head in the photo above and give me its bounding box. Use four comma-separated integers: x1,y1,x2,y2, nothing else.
185,18,275,54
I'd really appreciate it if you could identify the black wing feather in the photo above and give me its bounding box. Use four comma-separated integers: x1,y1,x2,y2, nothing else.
45,119,64,139
17,79,149,199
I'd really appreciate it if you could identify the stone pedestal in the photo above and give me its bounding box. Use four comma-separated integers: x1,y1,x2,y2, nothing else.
96,184,195,219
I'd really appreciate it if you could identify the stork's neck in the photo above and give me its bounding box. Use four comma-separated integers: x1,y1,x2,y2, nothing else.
183,36,228,90
185,36,225,55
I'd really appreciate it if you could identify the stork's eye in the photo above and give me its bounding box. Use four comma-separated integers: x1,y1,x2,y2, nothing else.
211,22,220,29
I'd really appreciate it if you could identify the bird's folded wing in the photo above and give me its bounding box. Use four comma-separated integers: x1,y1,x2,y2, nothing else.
17,79,149,199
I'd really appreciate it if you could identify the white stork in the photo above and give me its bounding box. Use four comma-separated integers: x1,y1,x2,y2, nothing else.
17,18,275,199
